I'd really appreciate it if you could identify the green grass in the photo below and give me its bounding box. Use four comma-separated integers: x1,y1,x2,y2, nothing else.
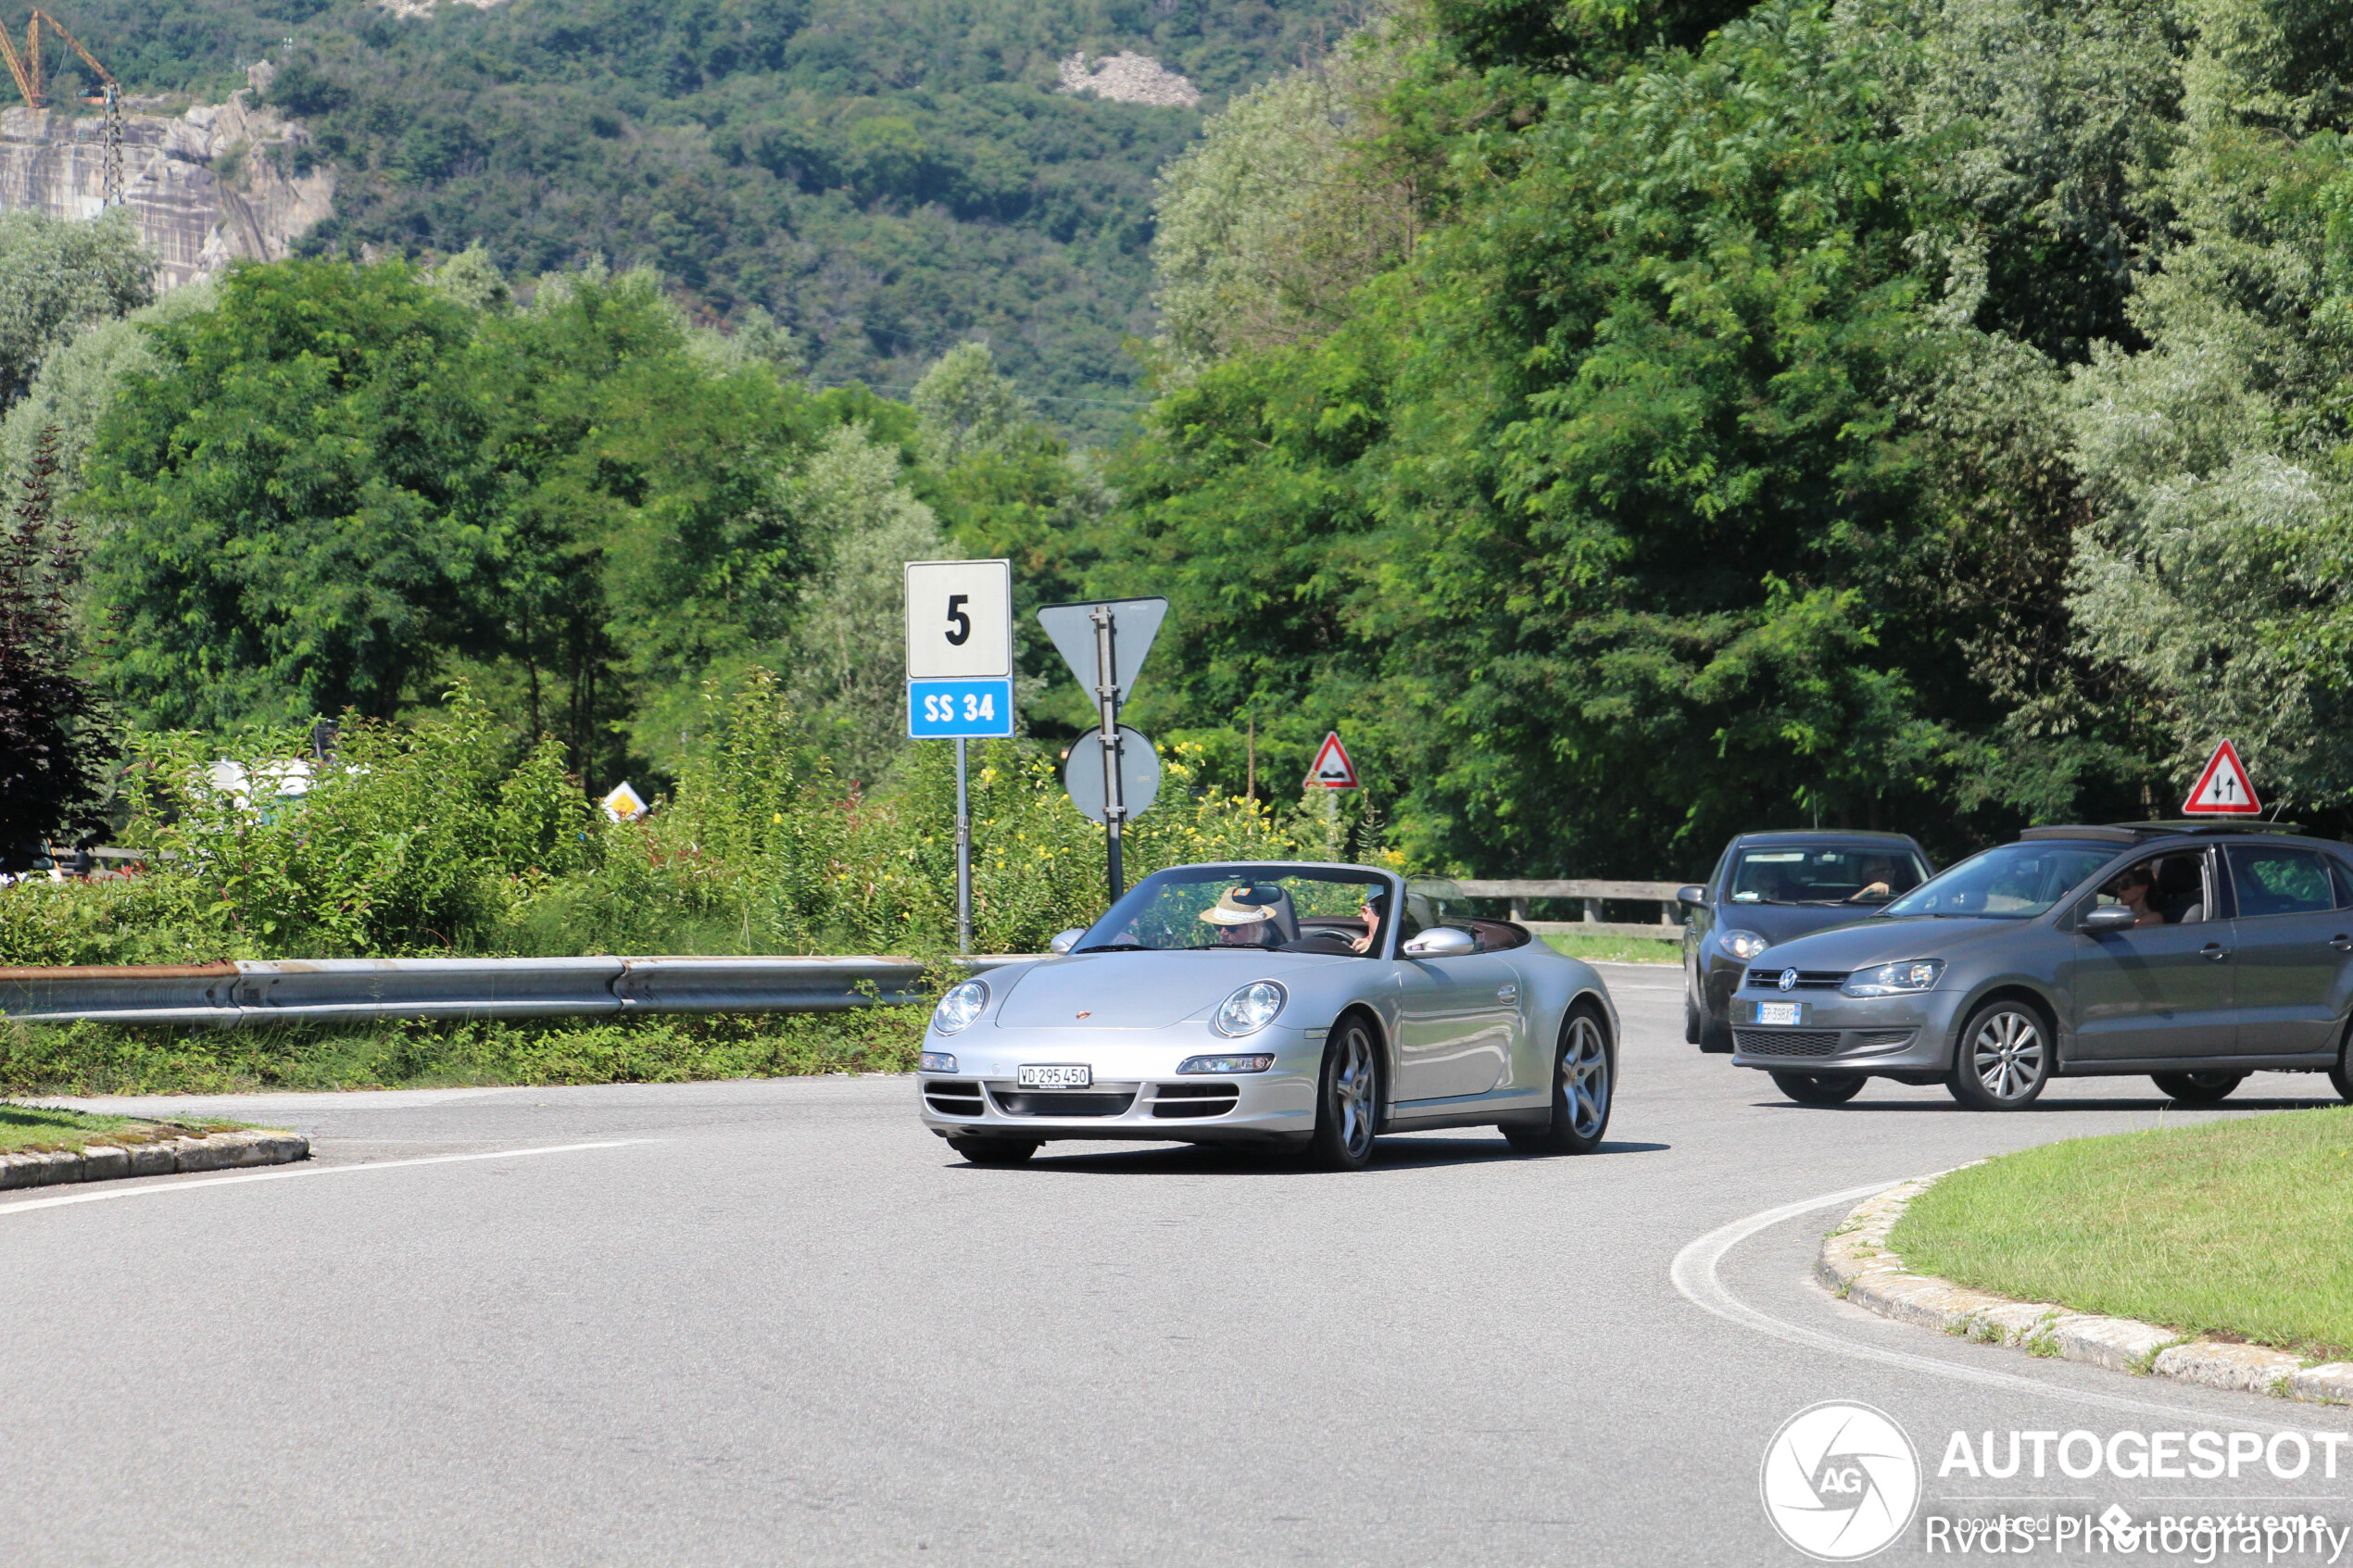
0,1103,245,1153
0,1007,931,1098
1542,933,1681,965
1890,1109,2353,1362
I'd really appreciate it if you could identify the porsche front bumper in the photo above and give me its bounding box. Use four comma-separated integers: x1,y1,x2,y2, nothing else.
916,1025,1322,1143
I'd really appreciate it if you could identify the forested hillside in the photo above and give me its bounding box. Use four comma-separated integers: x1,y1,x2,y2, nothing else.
52,0,1355,434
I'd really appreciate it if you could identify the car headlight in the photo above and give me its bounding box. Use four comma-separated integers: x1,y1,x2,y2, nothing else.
1213,980,1287,1036
931,979,989,1035
1176,1054,1276,1074
918,1052,957,1073
1841,960,1944,997
1719,928,1770,961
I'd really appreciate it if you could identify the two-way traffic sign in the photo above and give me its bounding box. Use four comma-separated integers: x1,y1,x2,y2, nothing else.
2183,740,2262,815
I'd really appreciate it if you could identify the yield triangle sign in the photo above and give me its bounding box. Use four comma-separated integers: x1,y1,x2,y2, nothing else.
1305,732,1359,789
2183,740,2262,815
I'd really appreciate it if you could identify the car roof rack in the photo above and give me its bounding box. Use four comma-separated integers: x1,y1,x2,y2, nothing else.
2019,821,2304,845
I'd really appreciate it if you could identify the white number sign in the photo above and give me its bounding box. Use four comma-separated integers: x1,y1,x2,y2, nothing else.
905,559,1013,680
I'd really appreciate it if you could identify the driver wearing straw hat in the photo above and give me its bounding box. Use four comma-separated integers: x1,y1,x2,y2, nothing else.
1200,884,1290,947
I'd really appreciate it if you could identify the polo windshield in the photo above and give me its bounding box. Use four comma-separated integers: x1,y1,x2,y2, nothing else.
1881,843,2116,920
1076,866,1396,955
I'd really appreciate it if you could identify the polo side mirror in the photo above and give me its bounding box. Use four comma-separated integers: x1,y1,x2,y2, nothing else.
2081,906,2137,934
1676,884,1707,910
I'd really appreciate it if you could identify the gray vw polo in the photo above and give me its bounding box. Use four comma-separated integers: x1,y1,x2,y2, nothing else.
1729,824,2353,1110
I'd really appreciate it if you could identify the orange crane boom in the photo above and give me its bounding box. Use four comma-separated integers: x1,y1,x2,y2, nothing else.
0,11,123,205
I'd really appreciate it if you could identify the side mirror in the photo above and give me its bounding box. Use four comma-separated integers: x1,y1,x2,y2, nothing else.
1402,926,1478,959
1676,884,1707,910
2081,906,2137,935
1049,928,1086,955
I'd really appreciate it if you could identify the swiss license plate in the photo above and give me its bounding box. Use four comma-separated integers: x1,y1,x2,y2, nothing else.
1755,1001,1803,1026
1017,1064,1092,1089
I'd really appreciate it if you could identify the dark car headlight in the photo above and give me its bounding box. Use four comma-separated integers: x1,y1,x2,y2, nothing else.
1718,928,1770,961
931,979,989,1035
1842,960,1944,997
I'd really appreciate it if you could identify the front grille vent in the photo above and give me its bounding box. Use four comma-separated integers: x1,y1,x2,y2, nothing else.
1734,1029,1840,1058
1152,1083,1240,1120
1850,1029,1918,1050
924,1080,985,1117
988,1089,1138,1118
1745,969,1850,990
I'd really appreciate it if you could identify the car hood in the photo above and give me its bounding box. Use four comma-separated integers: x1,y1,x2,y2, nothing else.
1747,917,2028,976
993,950,1357,1029
1710,903,1886,945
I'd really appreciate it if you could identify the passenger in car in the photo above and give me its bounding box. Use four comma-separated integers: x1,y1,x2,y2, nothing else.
1201,884,1296,947
2100,865,2166,927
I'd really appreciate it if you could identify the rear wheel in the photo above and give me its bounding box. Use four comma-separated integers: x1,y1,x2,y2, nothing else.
1947,999,2052,1110
2331,1029,2352,1103
948,1137,1038,1165
1770,1071,1864,1107
1309,1015,1381,1171
1502,1008,1614,1155
2150,1071,2244,1107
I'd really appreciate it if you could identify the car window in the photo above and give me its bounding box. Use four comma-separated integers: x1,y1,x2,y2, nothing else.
2089,850,2210,925
2223,846,2337,919
1078,866,1398,955
1725,847,1926,906
1883,842,2116,919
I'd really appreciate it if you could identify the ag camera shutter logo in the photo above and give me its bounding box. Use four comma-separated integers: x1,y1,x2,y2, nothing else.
1760,1401,1920,1561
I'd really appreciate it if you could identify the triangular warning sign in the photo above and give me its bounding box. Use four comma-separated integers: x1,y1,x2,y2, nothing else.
1305,732,1359,790
2183,740,2262,815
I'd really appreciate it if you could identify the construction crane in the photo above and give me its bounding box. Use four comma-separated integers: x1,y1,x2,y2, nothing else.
0,10,122,207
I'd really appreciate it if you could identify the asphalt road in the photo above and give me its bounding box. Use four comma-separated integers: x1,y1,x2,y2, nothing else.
7,964,2350,1565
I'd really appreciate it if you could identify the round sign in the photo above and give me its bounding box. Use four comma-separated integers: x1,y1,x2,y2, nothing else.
1063,726,1161,825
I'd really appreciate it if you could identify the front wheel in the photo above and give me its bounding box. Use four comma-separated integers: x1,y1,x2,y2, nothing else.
1308,1016,1381,1171
1502,1008,1613,1155
1770,1071,1864,1107
948,1136,1038,1165
2330,1029,2352,1103
1947,1000,2053,1110
2150,1071,2244,1107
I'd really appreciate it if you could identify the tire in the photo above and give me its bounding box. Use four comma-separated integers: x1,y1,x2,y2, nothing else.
1684,988,1702,1045
948,1136,1038,1165
2330,1029,2352,1103
1947,999,2053,1110
1308,1014,1381,1171
1502,1007,1614,1155
1770,1071,1865,1107
1698,1012,1734,1054
2150,1071,2245,1107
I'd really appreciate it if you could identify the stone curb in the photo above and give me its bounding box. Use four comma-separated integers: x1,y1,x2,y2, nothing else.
0,1129,308,1191
1819,1172,2353,1408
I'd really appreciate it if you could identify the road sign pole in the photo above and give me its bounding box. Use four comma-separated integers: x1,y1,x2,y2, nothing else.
1090,604,1126,902
954,736,972,953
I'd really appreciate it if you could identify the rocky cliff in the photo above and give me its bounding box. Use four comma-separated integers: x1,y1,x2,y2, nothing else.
0,74,333,289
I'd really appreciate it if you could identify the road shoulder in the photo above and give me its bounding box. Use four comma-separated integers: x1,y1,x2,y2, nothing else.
0,1129,309,1190
1820,1174,2353,1406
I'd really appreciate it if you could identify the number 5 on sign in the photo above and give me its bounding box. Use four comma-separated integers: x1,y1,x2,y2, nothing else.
906,559,1014,738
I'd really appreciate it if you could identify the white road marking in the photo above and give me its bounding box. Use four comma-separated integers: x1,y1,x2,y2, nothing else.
0,1140,653,1220
1669,1183,2344,1431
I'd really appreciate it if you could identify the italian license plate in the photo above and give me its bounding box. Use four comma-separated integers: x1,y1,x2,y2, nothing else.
1755,1001,1803,1026
1017,1064,1092,1089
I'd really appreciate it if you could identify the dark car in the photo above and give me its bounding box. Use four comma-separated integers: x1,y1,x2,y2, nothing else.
1727,823,2353,1110
1680,831,1933,1051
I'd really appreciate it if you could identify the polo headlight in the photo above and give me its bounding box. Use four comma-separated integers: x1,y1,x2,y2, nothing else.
931,979,989,1035
1213,980,1287,1036
1719,929,1770,961
1842,960,1944,997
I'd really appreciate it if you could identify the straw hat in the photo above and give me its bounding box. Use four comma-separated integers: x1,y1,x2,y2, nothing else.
1199,884,1282,925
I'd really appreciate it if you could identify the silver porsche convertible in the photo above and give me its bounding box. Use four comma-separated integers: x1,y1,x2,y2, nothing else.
916,862,1620,1169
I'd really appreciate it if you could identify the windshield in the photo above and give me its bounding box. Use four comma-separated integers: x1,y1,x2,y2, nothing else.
1881,842,2117,920
1076,866,1399,956
1726,846,1928,906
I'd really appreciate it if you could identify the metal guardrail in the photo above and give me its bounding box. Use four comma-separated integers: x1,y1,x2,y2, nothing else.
1454,879,1687,939
0,955,1037,1029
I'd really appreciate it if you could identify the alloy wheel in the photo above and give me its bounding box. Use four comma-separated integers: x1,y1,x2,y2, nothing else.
1966,1007,2047,1105
1561,1016,1611,1140
1333,1024,1377,1160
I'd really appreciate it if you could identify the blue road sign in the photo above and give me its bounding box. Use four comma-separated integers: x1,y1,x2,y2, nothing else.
908,678,1015,739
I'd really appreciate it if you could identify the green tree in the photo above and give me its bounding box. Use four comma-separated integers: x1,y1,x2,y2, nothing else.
0,207,154,410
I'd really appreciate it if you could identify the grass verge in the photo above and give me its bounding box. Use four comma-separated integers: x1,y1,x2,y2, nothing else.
0,1103,248,1153
0,1007,930,1097
1542,933,1680,965
1889,1108,2353,1362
